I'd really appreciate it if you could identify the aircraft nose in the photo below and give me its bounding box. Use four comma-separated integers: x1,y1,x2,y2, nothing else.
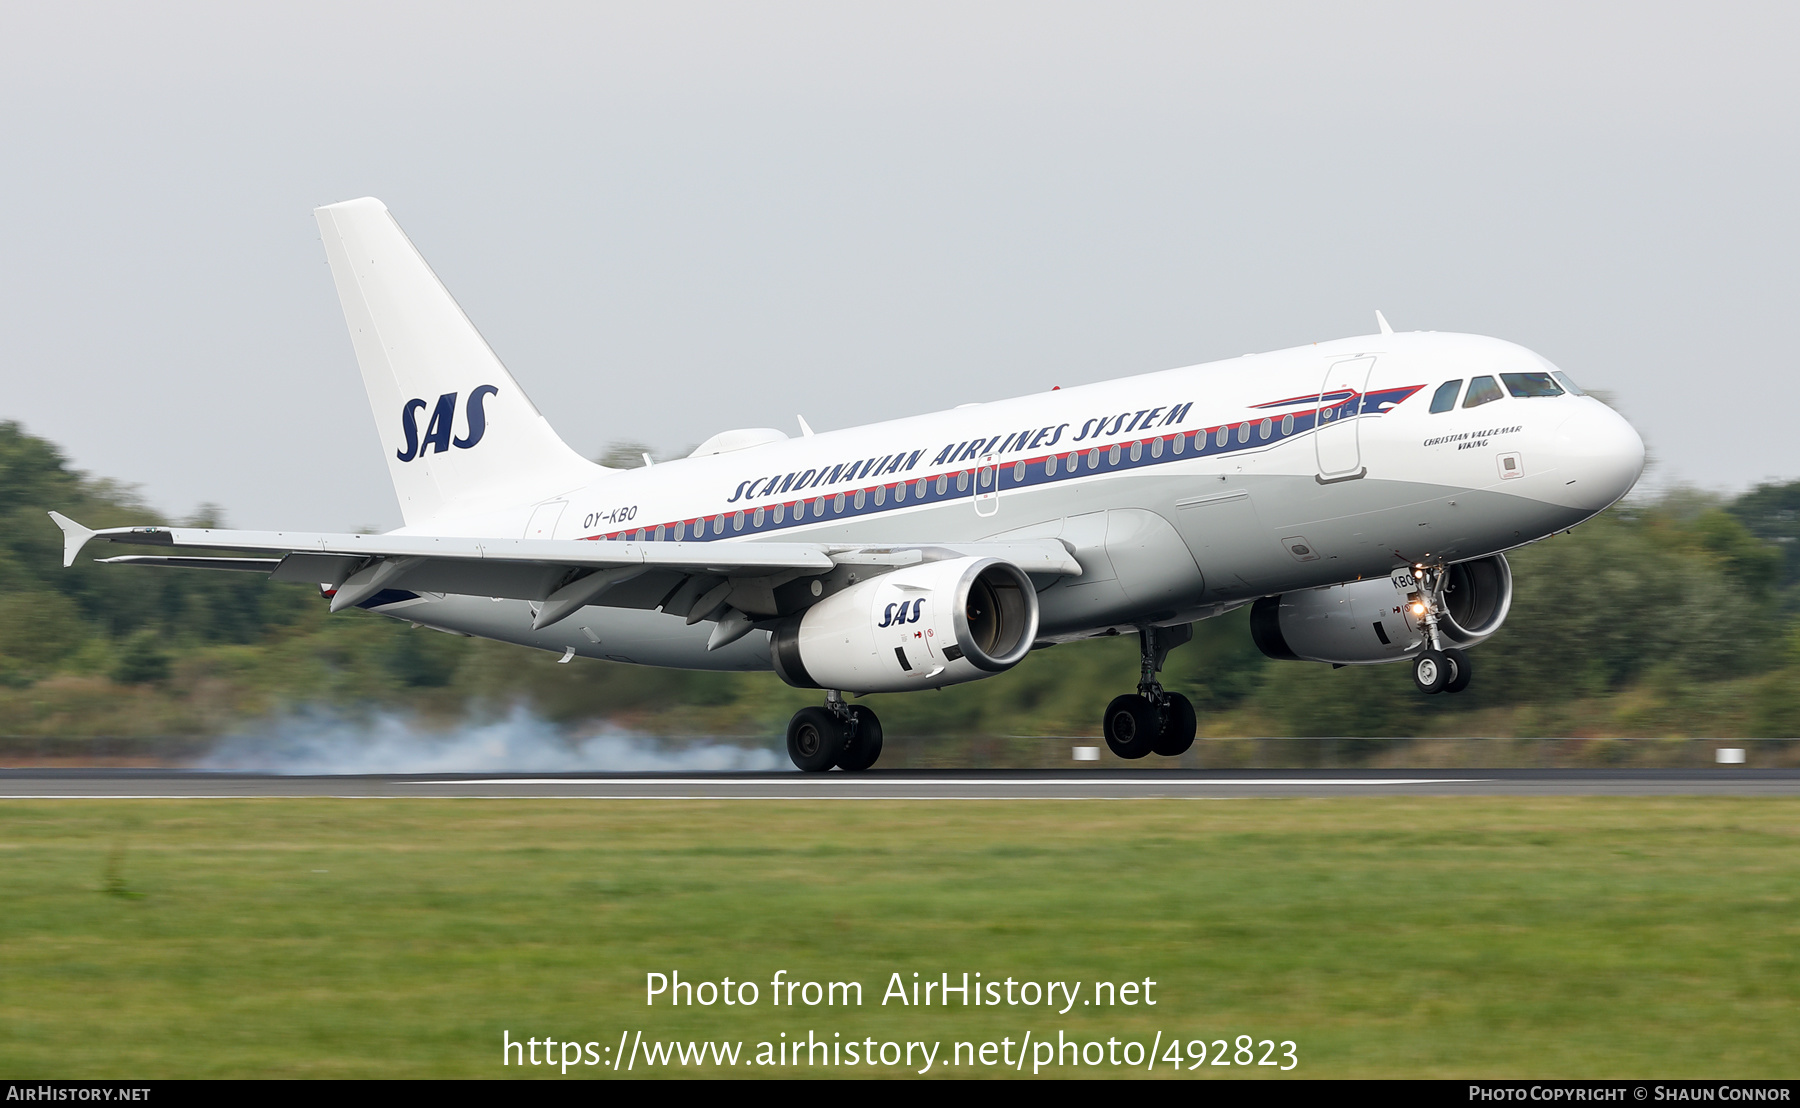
1554,400,1646,511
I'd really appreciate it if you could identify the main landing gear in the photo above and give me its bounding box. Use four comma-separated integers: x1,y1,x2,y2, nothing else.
1102,624,1199,760
1406,563,1474,696
787,690,884,773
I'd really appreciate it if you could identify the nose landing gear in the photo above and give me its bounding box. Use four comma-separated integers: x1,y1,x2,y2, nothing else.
786,690,884,772
1102,624,1198,760
1406,563,1474,696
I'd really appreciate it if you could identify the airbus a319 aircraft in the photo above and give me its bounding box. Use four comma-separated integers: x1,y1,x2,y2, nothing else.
52,198,1646,771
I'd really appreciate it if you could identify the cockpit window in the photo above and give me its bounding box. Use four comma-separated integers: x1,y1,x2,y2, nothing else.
1501,372,1564,398
1552,371,1586,396
1429,380,1462,413
1463,376,1504,408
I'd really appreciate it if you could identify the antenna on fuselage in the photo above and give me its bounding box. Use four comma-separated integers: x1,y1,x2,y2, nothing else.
1376,310,1394,335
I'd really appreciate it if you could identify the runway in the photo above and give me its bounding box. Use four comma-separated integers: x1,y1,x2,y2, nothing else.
2,768,1798,799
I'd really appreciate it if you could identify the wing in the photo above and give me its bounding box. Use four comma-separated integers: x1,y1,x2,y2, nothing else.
50,512,1080,646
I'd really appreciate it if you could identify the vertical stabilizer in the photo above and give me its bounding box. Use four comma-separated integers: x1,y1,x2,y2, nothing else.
315,198,604,527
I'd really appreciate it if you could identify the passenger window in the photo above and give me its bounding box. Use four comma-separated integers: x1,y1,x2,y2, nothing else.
1430,380,1462,413
1281,414,1293,435
1552,371,1586,396
1463,376,1504,408
1500,372,1563,398
1259,418,1272,439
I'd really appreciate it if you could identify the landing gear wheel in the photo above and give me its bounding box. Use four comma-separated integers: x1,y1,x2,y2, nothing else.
1103,694,1159,760
1152,693,1197,757
1443,648,1472,694
836,705,884,771
787,706,847,772
1412,649,1450,695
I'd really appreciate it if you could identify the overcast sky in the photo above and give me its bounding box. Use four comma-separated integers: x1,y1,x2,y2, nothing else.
3,2,1795,531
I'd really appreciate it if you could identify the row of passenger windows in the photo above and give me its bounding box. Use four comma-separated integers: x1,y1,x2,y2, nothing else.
1428,370,1584,413
614,416,1311,539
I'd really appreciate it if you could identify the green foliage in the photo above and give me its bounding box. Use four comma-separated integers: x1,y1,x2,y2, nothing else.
384,627,463,689
1728,480,1800,605
112,630,172,686
595,440,661,469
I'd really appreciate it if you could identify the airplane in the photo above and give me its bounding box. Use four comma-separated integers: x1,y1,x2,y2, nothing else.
51,197,1646,772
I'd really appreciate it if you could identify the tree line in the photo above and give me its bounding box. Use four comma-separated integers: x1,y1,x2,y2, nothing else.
1,420,1795,741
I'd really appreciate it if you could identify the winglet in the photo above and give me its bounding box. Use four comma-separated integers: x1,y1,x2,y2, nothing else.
47,512,98,568
797,415,815,437
1376,310,1394,335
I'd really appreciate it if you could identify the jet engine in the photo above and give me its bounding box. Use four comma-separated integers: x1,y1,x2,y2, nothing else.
1251,553,1513,665
770,556,1039,693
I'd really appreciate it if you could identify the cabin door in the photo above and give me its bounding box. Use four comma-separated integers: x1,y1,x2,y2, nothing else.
1315,357,1375,480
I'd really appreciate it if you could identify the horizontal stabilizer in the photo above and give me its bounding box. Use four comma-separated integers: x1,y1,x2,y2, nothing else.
47,512,96,568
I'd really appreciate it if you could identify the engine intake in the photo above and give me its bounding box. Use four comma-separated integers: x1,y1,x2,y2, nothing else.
771,556,1038,693
1251,553,1512,665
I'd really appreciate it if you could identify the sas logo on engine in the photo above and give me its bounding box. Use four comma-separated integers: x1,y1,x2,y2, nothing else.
878,599,926,628
396,385,499,462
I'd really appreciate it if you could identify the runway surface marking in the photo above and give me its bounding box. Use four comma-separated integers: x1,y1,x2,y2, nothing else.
432,777,1474,786
3,770,1793,799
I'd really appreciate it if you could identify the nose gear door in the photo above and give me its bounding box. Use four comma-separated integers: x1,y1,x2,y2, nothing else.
1315,356,1375,480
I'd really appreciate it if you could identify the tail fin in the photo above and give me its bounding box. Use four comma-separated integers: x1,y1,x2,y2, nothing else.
315,197,605,527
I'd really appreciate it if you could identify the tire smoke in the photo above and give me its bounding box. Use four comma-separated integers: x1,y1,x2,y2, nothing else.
198,705,786,773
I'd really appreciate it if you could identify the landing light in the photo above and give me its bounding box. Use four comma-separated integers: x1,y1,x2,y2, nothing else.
1409,602,1426,616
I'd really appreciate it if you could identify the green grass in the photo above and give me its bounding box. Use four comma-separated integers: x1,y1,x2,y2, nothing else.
2,798,1797,1078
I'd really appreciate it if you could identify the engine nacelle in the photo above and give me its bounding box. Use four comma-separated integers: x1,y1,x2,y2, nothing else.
770,556,1039,693
1251,553,1513,665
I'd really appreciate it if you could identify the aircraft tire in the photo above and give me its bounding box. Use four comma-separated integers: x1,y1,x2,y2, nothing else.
1443,648,1472,694
836,705,884,771
1152,693,1197,757
787,707,847,772
1103,694,1159,760
1412,650,1450,695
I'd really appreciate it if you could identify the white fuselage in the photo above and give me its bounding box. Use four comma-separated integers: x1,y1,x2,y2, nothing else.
378,330,1644,670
